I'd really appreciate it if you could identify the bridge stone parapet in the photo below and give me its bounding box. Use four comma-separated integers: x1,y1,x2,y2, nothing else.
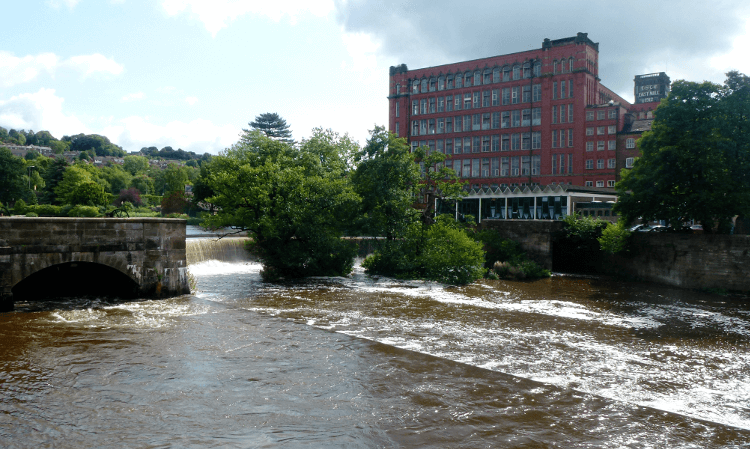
0,217,190,311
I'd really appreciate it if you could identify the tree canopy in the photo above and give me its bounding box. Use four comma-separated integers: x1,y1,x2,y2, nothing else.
242,113,294,146
615,71,750,232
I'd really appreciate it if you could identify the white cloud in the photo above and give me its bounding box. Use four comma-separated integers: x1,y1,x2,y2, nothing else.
0,52,59,88
63,54,124,79
102,116,238,154
162,0,334,36
47,0,81,9
0,51,123,87
0,88,89,137
710,18,750,76
122,92,145,102
185,96,199,105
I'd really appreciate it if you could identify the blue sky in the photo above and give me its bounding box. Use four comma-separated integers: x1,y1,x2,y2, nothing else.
2,0,750,154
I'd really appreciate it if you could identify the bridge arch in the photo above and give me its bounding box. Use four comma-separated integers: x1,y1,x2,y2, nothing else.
12,261,141,301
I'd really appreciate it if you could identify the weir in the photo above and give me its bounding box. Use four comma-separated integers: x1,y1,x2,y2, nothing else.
186,237,254,265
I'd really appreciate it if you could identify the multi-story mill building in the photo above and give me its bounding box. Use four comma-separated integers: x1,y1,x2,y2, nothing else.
387,33,669,220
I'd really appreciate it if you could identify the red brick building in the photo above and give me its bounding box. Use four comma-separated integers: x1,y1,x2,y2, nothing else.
388,32,668,193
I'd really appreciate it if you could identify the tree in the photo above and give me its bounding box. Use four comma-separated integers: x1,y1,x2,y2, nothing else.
54,164,110,206
242,112,294,146
615,72,750,232
123,155,149,175
155,164,190,195
41,158,70,204
0,148,28,206
201,130,359,280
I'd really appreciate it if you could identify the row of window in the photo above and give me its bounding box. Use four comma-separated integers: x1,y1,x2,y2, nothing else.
402,57,577,95
586,140,617,151
552,80,574,100
586,125,617,135
412,132,543,154
585,109,617,121
411,109,543,135
550,104,575,124
443,155,542,178
584,180,616,187
408,85,543,116
585,158,617,170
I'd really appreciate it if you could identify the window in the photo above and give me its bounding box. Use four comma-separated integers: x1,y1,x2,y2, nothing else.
560,80,566,99
472,158,480,177
483,90,491,107
420,120,427,135
552,130,557,148
533,61,541,77
568,104,574,123
597,159,604,169
608,109,617,119
395,102,399,117
412,100,419,115
523,62,531,79
412,121,419,136
608,125,616,134
473,91,480,109
445,117,453,133
512,110,520,127
465,72,472,87
586,111,594,121
464,93,472,110
597,141,605,151
482,113,491,130
568,154,573,174
455,73,463,88
503,66,511,82
501,134,509,151
474,71,481,86
553,82,557,100
438,97,444,112
608,140,616,151
552,154,558,175
522,109,531,127
567,129,573,147
491,112,500,129
511,156,519,176
511,133,520,151
522,133,530,150
429,97,435,113
519,85,530,103
436,139,443,153
428,119,435,134
483,70,492,85
586,142,594,151
438,76,445,91
596,180,604,187
595,126,604,135
455,138,462,154
455,95,461,110
626,138,635,148
597,111,605,120
412,81,419,93
421,78,428,93
492,157,499,176
513,65,520,80
553,60,557,75
465,137,472,152
521,155,530,175
492,135,500,152
445,139,453,154
608,158,616,168
455,116,462,132
569,78,574,97
532,107,541,126
552,107,557,124
482,136,490,152
569,57,574,72
586,127,594,136
447,76,454,89
473,114,481,131
501,157,509,176
463,115,471,131
626,157,635,168
501,111,510,128
512,86,519,104
482,158,489,177
492,89,499,106
428,78,435,92
446,95,453,112
395,122,399,136
437,118,444,134
586,159,594,169
560,105,566,124
608,180,615,187
420,99,428,114
532,83,541,102
493,67,500,83
585,181,593,187
464,159,471,177
532,132,541,149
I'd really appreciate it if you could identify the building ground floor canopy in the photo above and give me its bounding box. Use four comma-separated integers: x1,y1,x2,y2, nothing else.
436,184,618,222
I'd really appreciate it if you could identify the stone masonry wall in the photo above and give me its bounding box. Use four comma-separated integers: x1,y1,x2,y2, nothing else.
479,220,565,269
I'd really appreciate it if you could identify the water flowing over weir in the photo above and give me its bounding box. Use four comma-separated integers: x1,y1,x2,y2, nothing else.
185,237,254,265
1,236,750,447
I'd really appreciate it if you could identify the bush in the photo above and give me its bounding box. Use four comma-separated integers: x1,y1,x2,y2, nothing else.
362,221,486,285
252,234,358,282
598,221,631,254
13,199,27,215
25,212,39,217
28,204,63,216
116,188,142,207
67,205,101,217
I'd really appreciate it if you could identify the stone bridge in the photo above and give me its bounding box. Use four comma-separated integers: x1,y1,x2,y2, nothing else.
0,217,190,312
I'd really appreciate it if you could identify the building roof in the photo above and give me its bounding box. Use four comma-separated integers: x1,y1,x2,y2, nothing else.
623,119,653,134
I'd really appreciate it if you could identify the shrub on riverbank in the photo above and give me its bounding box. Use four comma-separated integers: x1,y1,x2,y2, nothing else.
472,229,551,280
361,219,486,285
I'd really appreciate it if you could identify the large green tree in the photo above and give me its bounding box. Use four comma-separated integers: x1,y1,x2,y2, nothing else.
242,113,294,146
201,129,359,280
0,148,29,206
615,72,750,232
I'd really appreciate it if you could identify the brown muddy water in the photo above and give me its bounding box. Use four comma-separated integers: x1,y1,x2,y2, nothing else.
1,239,749,447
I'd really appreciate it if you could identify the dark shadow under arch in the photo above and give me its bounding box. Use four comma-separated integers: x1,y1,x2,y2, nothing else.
12,262,140,301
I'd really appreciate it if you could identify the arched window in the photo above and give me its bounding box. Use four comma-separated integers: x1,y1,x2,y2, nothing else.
533,61,541,77
483,69,492,85
429,77,436,92
503,66,511,82
446,75,454,89
474,70,481,85
455,72,463,88
465,72,472,87
493,67,500,83
421,78,428,93
438,76,445,90
569,57,574,72
412,80,419,93
513,65,520,80
523,62,531,78
396,83,400,94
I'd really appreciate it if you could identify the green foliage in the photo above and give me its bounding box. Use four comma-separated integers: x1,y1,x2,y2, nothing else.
25,212,39,217
67,205,101,217
123,155,149,175
65,133,125,157
13,199,27,215
41,157,69,204
492,260,551,280
161,190,191,215
615,72,750,232
27,204,63,217
598,221,631,254
201,129,360,280
0,147,29,205
472,229,551,280
562,213,608,241
155,164,190,195
54,164,110,206
362,220,486,285
243,112,294,146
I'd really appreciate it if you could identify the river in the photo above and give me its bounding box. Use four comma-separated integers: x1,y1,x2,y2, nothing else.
1,239,749,447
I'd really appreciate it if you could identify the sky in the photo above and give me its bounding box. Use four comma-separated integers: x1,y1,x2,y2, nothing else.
2,0,750,155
